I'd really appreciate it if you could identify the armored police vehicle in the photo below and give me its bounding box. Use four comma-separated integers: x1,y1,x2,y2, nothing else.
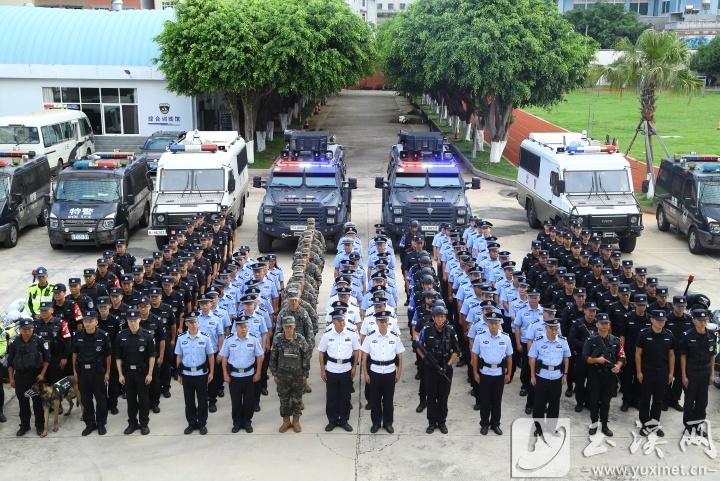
375,130,480,240
654,154,720,254
516,132,643,253
47,152,151,248
149,130,250,248
0,151,51,248
253,130,355,253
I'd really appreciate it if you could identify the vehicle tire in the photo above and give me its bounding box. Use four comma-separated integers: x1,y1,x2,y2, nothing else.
526,199,541,229
237,197,245,227
656,207,670,232
37,205,49,226
116,223,130,246
3,222,18,248
257,230,273,253
618,236,637,253
50,242,63,250
155,235,167,250
687,227,704,255
139,204,150,228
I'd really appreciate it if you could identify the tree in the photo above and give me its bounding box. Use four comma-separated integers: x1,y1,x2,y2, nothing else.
155,0,374,161
564,2,649,49
421,0,595,162
691,36,720,85
593,30,703,197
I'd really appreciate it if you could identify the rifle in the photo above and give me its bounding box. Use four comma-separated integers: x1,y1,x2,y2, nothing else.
416,342,451,382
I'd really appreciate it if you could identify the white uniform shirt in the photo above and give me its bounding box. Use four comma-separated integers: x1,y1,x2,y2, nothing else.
361,330,405,374
318,326,360,374
360,313,400,337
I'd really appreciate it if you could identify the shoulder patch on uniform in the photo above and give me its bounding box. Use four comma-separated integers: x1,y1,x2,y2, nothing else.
391,331,399,337
558,335,566,340
500,331,509,336
367,330,376,336
347,327,356,332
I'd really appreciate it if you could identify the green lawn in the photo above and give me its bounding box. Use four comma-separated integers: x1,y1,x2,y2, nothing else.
420,102,518,180
525,89,720,164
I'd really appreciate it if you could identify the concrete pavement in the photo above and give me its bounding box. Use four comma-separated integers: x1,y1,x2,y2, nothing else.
0,90,718,481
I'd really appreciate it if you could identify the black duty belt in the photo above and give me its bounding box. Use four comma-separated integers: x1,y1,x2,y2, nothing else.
81,363,98,370
229,365,254,373
326,355,353,364
370,359,396,366
543,363,562,371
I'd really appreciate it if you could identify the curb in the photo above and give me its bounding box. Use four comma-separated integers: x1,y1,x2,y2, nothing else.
417,104,517,188
640,204,656,215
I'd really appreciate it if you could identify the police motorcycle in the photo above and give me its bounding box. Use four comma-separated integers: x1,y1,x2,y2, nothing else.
1,298,24,379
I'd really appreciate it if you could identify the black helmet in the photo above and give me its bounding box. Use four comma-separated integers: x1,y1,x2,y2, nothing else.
432,305,448,316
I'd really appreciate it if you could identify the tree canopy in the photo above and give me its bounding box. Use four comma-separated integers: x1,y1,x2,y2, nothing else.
155,0,375,156
564,2,649,49
690,36,720,85
378,0,595,162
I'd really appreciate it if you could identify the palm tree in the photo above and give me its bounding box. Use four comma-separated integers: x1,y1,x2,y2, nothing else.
592,30,703,198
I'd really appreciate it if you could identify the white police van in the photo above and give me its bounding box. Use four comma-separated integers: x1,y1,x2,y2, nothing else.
149,130,250,248
516,132,643,252
0,104,94,173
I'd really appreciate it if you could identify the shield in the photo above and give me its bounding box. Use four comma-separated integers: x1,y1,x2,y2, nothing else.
159,103,170,115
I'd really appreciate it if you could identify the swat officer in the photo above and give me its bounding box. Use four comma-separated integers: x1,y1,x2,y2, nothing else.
528,318,571,436
679,309,716,435
72,311,112,436
621,294,650,411
583,313,625,436
81,268,109,305
115,309,156,435
318,311,360,432
418,304,460,434
636,310,675,437
220,318,264,433
569,304,598,412
471,312,513,435
175,314,214,435
97,296,122,415
361,312,404,434
665,295,692,412
270,317,311,434
114,238,136,274
7,318,49,436
138,296,166,413
34,301,71,384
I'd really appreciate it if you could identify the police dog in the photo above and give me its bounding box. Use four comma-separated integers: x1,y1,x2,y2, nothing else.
31,377,82,437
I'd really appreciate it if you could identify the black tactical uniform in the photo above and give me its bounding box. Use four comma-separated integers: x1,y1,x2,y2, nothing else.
80,280,109,305
621,306,650,410
114,324,156,433
664,304,692,410
73,324,112,433
419,319,460,432
151,302,176,396
98,306,123,414
114,252,137,275
7,326,50,434
34,315,71,383
637,316,676,432
583,324,625,433
569,318,597,410
678,316,716,431
140,312,166,411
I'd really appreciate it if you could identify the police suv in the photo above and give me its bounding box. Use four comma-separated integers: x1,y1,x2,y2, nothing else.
253,130,355,253
516,132,643,253
375,130,479,240
0,151,51,248
148,130,250,248
654,154,720,254
47,152,151,248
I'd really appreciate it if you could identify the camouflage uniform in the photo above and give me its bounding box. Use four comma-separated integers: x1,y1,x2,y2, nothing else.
276,305,315,350
270,329,310,422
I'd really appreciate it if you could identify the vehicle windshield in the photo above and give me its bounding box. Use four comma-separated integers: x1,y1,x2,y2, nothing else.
394,173,427,188
305,173,337,188
699,181,720,205
159,169,225,191
564,170,631,194
0,125,40,145
0,175,8,200
428,175,462,188
270,173,303,187
55,177,120,202
142,137,175,151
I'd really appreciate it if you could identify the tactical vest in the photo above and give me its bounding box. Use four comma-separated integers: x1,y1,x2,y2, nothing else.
14,337,43,371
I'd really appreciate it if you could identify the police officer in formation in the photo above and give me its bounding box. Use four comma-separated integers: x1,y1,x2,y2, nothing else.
270,317,310,433
114,309,156,435
175,314,214,435
220,318,264,433
678,309,715,435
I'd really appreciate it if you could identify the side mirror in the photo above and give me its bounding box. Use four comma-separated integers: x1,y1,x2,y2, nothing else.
12,193,23,205
125,193,135,204
228,176,236,193
375,176,385,189
348,178,357,190
253,176,262,189
641,180,649,194
556,180,565,194
471,177,481,190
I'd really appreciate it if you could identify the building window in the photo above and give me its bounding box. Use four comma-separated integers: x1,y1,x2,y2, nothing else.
572,0,595,9
629,2,649,15
377,2,382,10
388,2,394,10
42,86,139,135
661,0,671,14
161,0,178,9
400,2,406,9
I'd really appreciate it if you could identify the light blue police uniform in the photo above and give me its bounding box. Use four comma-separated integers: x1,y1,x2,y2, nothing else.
219,333,264,377
174,331,213,376
472,329,513,376
527,333,571,380
197,312,224,353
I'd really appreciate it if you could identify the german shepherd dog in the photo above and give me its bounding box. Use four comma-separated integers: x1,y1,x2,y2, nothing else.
31,377,82,437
